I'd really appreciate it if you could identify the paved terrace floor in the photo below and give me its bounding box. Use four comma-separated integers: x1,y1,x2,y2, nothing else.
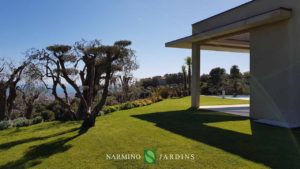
200,104,250,117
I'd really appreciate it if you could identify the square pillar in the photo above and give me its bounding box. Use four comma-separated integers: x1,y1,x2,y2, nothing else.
191,43,200,108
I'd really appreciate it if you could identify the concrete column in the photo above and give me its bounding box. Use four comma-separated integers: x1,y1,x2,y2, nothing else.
191,43,200,108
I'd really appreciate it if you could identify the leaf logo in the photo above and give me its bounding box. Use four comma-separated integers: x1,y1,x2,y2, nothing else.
144,149,156,164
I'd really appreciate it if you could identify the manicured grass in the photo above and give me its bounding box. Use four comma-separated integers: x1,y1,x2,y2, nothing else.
0,96,299,169
199,95,249,105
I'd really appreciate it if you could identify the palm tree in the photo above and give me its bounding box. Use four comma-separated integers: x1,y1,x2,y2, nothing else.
185,56,192,95
181,65,187,92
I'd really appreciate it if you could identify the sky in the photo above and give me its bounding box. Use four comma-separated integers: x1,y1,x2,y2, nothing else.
0,0,251,78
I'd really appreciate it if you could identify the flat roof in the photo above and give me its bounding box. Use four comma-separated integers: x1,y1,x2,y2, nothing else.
192,0,256,26
165,1,292,53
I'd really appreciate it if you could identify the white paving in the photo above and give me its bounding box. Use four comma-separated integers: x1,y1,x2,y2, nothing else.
203,95,250,101
200,104,250,117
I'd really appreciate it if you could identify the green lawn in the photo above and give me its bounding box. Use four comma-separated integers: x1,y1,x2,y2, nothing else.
198,95,249,105
0,96,299,169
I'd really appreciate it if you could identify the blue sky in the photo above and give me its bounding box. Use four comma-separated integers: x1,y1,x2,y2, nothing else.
0,0,250,78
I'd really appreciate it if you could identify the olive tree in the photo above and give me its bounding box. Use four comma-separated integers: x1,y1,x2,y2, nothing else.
0,59,29,120
17,69,45,119
34,40,135,128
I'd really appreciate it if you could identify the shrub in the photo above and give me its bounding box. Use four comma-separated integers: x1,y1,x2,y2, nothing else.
139,99,148,106
45,101,75,121
54,109,76,121
0,121,11,130
32,112,42,118
34,103,47,113
103,106,119,114
102,97,161,115
151,96,163,103
105,96,119,106
120,102,135,110
46,101,62,114
132,100,143,107
13,117,31,127
41,110,55,121
144,99,153,105
159,88,170,99
10,110,22,120
32,116,43,124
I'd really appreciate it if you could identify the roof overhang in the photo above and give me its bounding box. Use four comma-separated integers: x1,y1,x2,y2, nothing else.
165,7,292,53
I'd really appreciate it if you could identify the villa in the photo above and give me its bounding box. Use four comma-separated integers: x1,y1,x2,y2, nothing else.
166,0,300,128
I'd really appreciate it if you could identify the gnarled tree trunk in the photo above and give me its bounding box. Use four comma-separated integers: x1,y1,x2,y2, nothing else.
0,87,7,121
25,104,33,119
81,65,112,129
7,83,17,119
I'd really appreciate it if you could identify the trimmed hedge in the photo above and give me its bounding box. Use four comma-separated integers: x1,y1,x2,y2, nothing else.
0,121,11,130
32,116,43,124
13,117,31,127
102,106,119,114
0,96,163,130
102,96,162,115
151,96,163,103
0,116,44,130
119,102,135,110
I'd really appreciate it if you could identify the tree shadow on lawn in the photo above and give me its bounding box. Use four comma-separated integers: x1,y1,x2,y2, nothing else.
0,127,80,150
0,121,81,137
132,109,300,169
0,127,86,169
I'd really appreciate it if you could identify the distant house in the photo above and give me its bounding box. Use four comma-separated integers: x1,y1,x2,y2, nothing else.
157,76,166,86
